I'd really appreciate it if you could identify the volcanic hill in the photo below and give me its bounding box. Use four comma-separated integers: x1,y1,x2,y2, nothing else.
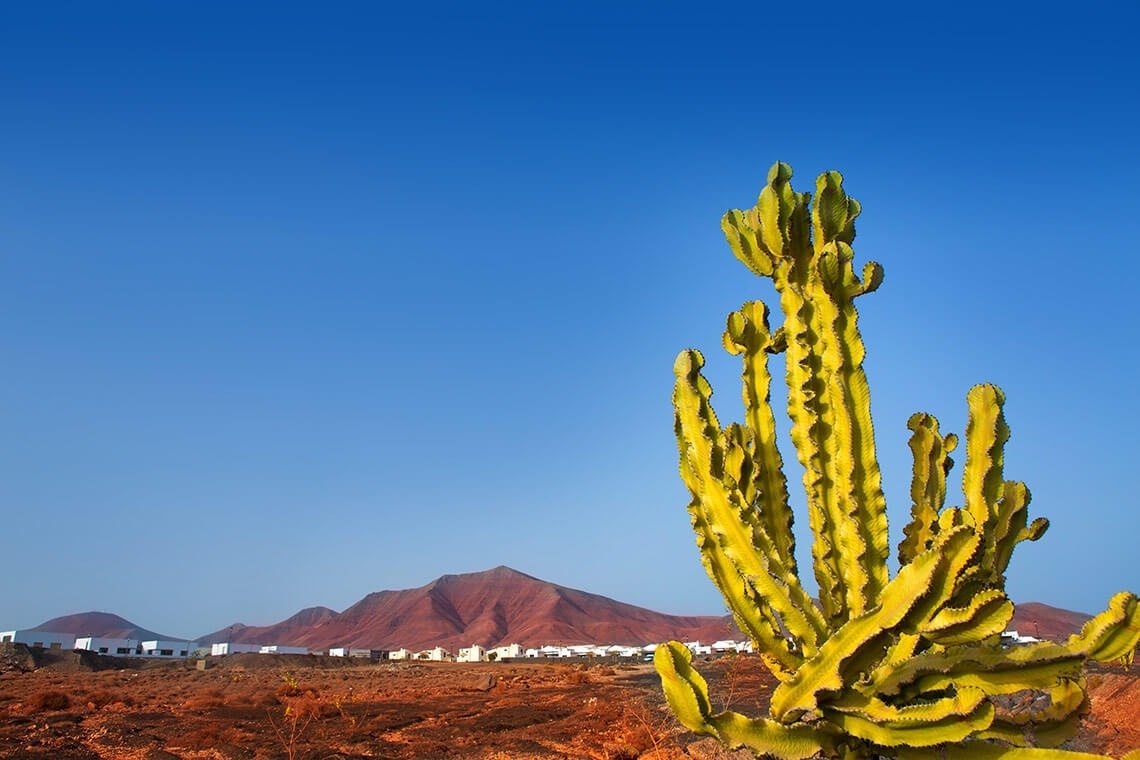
32,611,169,641
197,566,736,651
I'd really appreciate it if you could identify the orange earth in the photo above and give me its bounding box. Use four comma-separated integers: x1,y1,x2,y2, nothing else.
1,648,1137,759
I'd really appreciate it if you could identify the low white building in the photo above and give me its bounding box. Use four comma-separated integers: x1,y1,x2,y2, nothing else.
0,630,77,650
538,645,573,658
388,648,411,660
1001,630,1042,646
260,645,309,655
75,636,137,655
489,643,522,660
456,644,486,663
74,637,196,658
414,647,449,661
329,647,377,658
684,641,713,656
211,642,262,655
142,640,196,658
711,639,753,654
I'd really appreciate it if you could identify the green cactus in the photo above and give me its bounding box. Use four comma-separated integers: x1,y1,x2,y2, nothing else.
659,163,1140,759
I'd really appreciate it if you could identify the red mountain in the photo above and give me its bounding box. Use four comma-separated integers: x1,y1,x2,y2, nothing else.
198,566,735,651
33,611,170,641
1010,602,1091,642
196,606,339,648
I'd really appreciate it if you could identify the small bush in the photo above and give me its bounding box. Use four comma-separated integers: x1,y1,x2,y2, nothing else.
27,690,71,712
181,695,224,712
84,690,130,708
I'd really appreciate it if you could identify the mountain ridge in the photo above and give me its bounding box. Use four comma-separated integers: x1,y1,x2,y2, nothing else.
24,567,1092,652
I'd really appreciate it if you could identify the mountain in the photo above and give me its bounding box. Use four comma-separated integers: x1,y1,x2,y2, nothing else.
32,572,1097,654
195,606,339,648
197,566,736,651
1010,602,1091,642
32,611,170,641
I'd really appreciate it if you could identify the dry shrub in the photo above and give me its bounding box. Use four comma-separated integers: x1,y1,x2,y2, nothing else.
281,694,329,720
182,695,224,712
26,690,71,712
564,669,591,685
85,690,132,709
179,725,252,750
276,683,320,702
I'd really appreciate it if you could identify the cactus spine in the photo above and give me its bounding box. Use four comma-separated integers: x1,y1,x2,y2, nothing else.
659,163,1140,759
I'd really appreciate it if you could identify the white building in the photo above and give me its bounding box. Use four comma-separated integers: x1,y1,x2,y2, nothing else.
211,642,262,655
414,647,449,661
489,643,522,660
0,630,77,650
538,645,573,658
260,645,309,655
329,647,376,658
75,636,137,655
74,637,196,658
684,640,713,656
456,644,486,663
141,640,196,658
711,639,752,654
1001,630,1042,646
388,648,411,660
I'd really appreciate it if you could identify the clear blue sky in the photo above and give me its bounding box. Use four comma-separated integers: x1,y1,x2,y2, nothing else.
2,2,1138,639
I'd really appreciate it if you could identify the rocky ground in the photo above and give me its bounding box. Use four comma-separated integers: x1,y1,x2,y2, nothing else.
0,648,1135,759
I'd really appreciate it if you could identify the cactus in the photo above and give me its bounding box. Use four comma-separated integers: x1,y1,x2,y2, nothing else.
658,163,1140,759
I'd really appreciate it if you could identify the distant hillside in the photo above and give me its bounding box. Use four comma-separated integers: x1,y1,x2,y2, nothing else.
196,606,339,648
198,566,735,651
1010,601,1091,641
30,572,1097,653
33,611,170,641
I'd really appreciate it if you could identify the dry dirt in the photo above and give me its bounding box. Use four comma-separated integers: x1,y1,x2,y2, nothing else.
0,650,1136,759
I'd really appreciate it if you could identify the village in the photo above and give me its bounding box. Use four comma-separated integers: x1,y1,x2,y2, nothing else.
0,626,760,663
1,624,1046,666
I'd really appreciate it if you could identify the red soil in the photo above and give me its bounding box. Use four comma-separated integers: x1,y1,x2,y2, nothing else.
1,652,1136,760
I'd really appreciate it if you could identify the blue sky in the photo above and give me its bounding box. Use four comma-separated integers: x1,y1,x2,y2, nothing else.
2,2,1138,639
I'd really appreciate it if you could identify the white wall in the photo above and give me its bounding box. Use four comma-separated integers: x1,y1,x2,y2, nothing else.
141,640,196,658
211,642,262,655
260,645,309,655
75,636,135,655
1,630,77,649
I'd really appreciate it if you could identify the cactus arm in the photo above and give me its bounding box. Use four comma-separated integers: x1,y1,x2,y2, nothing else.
710,712,835,760
893,746,1136,760
899,413,957,565
654,640,717,736
779,267,847,626
684,498,797,678
812,176,891,619
990,481,1048,579
722,301,828,648
770,527,976,721
655,641,831,760
962,383,1026,584
1067,591,1140,662
1010,679,1086,728
921,588,1014,646
722,207,775,277
822,689,995,748
674,349,820,669
722,301,798,582
874,641,1085,698
962,384,1009,536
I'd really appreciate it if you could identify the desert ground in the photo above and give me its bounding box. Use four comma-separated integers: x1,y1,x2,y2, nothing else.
1,647,1137,760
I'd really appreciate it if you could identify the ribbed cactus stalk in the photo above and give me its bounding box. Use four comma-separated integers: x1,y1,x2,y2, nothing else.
658,163,1140,759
